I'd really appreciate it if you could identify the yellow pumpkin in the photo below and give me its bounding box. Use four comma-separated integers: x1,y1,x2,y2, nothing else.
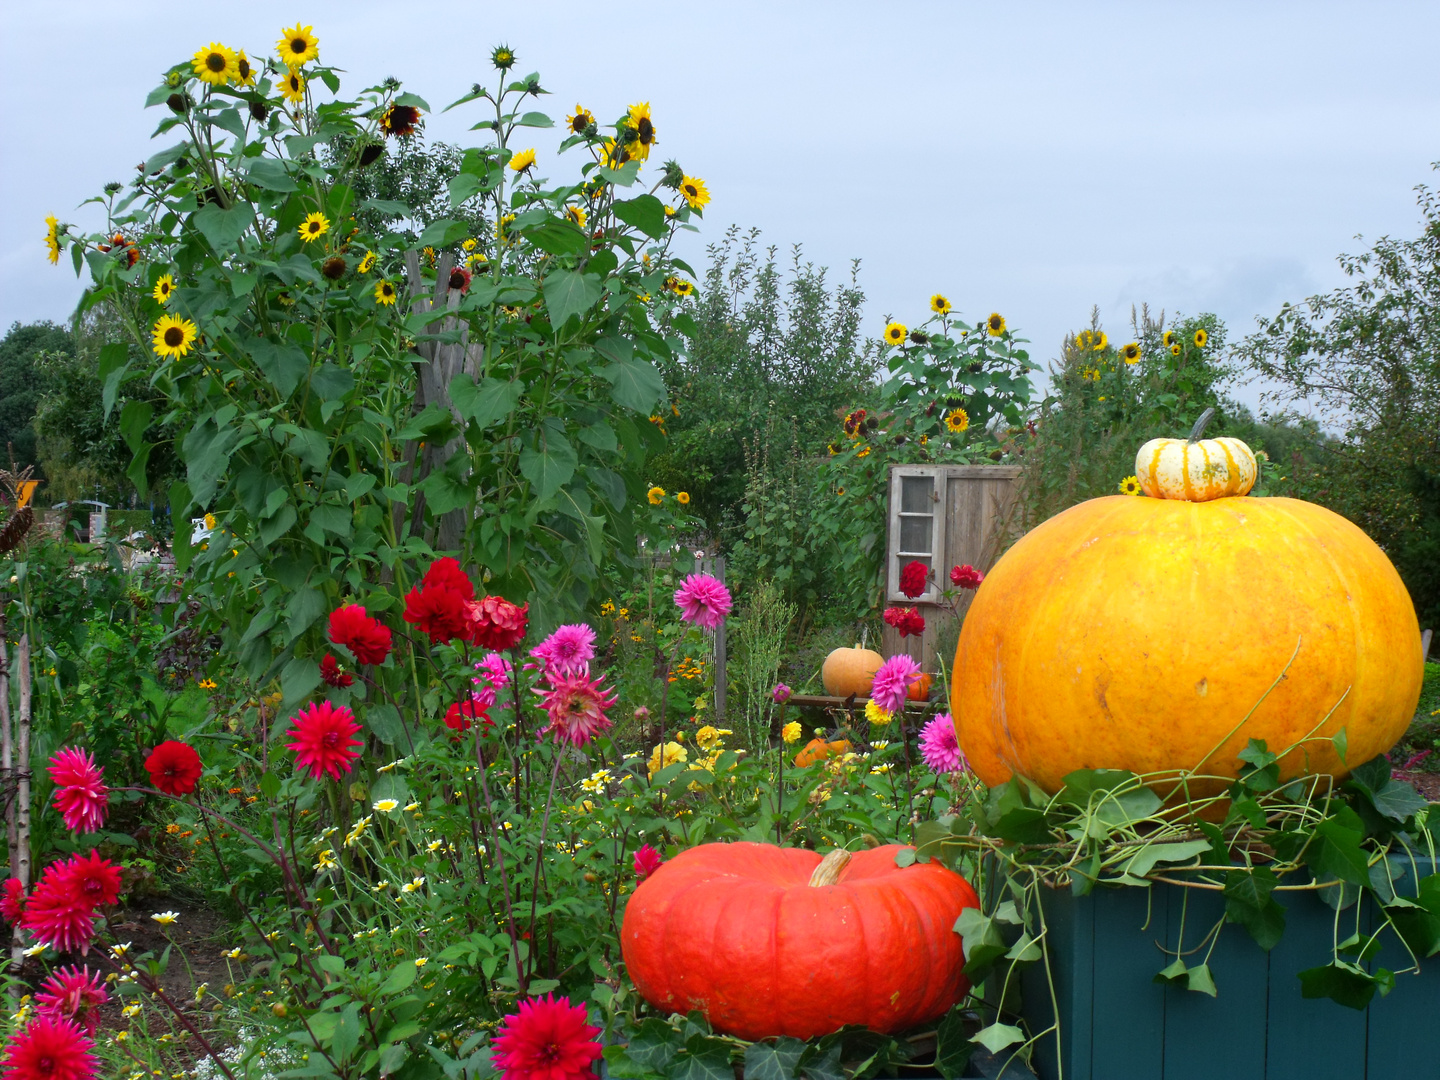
952,491,1423,797
822,645,883,698
1136,408,1257,501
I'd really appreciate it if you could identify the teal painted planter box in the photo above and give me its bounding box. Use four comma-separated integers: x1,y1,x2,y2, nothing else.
1018,855,1440,1080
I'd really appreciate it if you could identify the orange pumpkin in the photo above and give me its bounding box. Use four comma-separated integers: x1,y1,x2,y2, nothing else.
907,672,933,702
821,644,883,697
620,842,980,1040
794,737,851,767
953,492,1423,796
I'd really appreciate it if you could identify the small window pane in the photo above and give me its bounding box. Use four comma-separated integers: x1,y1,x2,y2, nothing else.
901,475,933,514
900,515,932,554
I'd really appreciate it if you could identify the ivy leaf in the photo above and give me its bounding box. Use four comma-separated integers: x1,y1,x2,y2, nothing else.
743,1039,805,1080
933,1008,974,1080
1223,867,1287,950
1185,962,1218,997
668,1037,733,1080
1298,960,1384,1010
623,1019,679,1073
1121,839,1211,879
1346,756,1429,823
1153,958,1188,986
1310,814,1373,887
970,1023,1025,1055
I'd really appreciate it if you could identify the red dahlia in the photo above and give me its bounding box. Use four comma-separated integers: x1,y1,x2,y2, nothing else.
950,563,985,589
0,878,26,924
423,557,474,600
0,1014,97,1080
284,701,363,781
327,604,393,665
899,560,929,598
404,584,471,644
465,595,529,650
144,741,203,796
21,851,123,954
319,653,354,688
883,606,926,638
491,993,603,1080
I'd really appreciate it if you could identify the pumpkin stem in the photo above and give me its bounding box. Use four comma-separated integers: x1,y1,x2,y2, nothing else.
1187,407,1216,442
808,848,852,887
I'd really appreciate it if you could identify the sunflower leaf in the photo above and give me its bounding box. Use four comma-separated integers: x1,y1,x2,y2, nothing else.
543,269,603,329
192,202,255,254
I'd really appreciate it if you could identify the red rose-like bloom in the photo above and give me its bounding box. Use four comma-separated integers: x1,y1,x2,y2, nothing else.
423,557,475,600
144,741,203,796
633,844,664,883
327,604,393,665
899,560,929,598
47,748,108,834
21,851,123,954
491,993,603,1080
466,595,529,650
404,584,471,644
35,966,107,1035
284,701,363,781
0,1014,97,1080
950,563,985,590
0,878,26,924
444,699,493,735
319,654,354,689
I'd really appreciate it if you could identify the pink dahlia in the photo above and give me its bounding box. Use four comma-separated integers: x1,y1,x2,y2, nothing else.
771,683,792,704
673,573,732,630
870,654,921,715
919,713,969,775
530,624,596,675
950,564,984,590
534,666,617,748
491,993,603,1080
21,851,123,954
47,749,108,835
1,878,25,924
0,1014,96,1080
633,844,664,883
899,560,929,598
35,966,107,1035
466,595,529,650
284,701,363,781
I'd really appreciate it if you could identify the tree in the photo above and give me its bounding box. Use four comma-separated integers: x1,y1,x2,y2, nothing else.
0,322,69,469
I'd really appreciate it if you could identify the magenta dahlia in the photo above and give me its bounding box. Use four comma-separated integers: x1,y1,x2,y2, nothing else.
919,713,969,775
0,1014,96,1080
35,965,107,1035
491,993,603,1080
47,749,108,834
673,573,732,630
534,666,617,747
869,653,921,715
284,701,363,781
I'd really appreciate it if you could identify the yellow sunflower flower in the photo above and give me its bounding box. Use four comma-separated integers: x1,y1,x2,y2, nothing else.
1170,343,1182,356
299,212,330,243
1193,328,1208,348
1121,342,1141,364
44,215,61,264
857,445,871,458
601,138,630,169
625,102,657,161
676,491,690,505
233,50,256,87
884,322,908,346
945,408,970,433
987,312,1006,336
280,68,306,104
151,315,198,360
566,105,595,135
374,280,398,306
357,251,376,274
1118,475,1143,496
192,43,237,87
565,205,587,229
1162,330,1175,348
277,23,319,67
1093,331,1108,351
930,294,952,315
462,238,477,252
646,486,666,505
509,148,537,173
153,274,175,305
679,175,710,210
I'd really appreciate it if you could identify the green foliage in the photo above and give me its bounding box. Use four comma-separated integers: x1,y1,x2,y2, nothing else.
0,321,69,470
729,580,795,749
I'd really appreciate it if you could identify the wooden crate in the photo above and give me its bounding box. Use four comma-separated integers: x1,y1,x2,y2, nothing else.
1017,855,1440,1080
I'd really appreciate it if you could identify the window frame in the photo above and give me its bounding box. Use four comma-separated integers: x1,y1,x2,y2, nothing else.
886,464,946,603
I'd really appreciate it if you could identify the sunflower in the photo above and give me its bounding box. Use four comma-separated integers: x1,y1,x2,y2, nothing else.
233,50,256,87
930,294,952,315
676,492,690,505
1118,475,1143,497
647,486,666,505
509,148,537,173
987,312,1006,336
192,43,237,86
1080,366,1100,382
679,175,710,210
380,104,421,138
827,442,841,456
500,304,522,319
153,274,175,304
625,102,657,161
299,212,331,243
1162,330,1175,348
462,238,477,252
373,280,397,306
357,251,376,274
280,68,306,104
467,253,488,270
1193,328,1208,348
1170,343,1182,356
43,215,60,264
945,408,969,433
151,315,198,359
672,280,695,297
1121,342,1141,364
491,44,516,70
565,205,587,229
277,24,319,67
857,445,871,458
601,138,631,169
566,105,595,135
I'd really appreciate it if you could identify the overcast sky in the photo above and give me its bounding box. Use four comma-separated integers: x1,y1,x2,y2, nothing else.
4,2,1438,415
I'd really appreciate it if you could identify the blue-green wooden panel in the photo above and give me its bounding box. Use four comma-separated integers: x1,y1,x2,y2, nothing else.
1029,884,1093,1080
1089,885,1167,1079
1161,885,1269,1080
1365,856,1440,1079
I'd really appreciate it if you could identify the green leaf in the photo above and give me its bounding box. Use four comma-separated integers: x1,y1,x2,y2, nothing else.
1332,725,1348,764
309,365,355,401
542,268,603,329
933,1008,974,1080
280,655,322,707
990,807,1052,845
250,338,311,398
1121,839,1211,879
192,202,256,252
519,435,577,502
893,848,917,868
451,374,523,429
669,1038,734,1080
1298,960,1380,1010
285,586,327,641
394,91,430,111
517,110,553,128
603,357,665,415
366,704,407,746
1311,816,1372,887
359,198,412,217
1223,867,1287,950
971,1023,1024,1055
612,194,668,239
245,158,299,192
99,343,129,421
379,960,417,996
417,218,468,249
527,219,590,257
118,399,153,454
1153,957,1189,985
1347,756,1429,823
1185,963,1217,997
623,1019,679,1073
743,1039,805,1080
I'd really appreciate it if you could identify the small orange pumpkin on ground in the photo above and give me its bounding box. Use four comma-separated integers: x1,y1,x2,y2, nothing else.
621,842,980,1040
821,644,883,697
794,737,851,767
907,672,933,701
